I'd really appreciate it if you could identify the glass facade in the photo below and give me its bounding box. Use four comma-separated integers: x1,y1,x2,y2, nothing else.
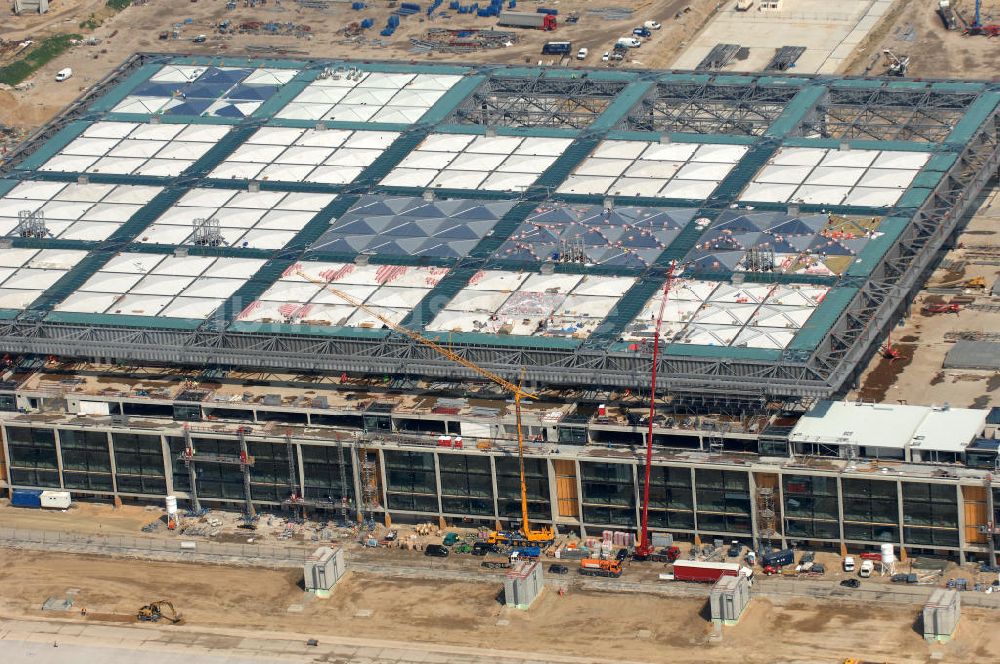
695,469,751,535
639,465,695,530
784,474,840,539
580,461,635,527
247,441,295,503
903,482,959,547
112,433,166,495
496,456,550,522
439,453,493,516
59,429,113,491
6,426,60,487
384,450,438,513
842,478,899,543
301,443,354,507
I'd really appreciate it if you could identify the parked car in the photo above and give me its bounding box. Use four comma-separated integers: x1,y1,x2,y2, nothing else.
577,48,588,60
442,532,459,546
548,564,570,575
843,555,856,572
615,548,630,562
55,68,72,82
425,544,449,558
193,34,207,43
644,20,662,30
727,540,741,558
602,52,610,62
810,563,825,574
840,578,861,589
472,541,492,556
859,560,875,578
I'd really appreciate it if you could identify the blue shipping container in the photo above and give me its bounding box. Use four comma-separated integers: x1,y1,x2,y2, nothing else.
11,489,43,508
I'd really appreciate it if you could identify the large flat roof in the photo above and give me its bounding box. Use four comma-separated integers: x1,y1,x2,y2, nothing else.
0,55,997,399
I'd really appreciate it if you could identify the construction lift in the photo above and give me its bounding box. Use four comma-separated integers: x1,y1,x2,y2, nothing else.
295,271,555,546
178,423,255,518
634,262,680,563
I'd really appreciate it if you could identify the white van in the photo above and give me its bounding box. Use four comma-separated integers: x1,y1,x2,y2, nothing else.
843,555,856,572
55,68,73,82
859,560,874,578
644,20,662,29
616,37,641,49
577,47,588,60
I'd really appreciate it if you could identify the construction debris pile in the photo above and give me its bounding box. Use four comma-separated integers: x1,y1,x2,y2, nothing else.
410,28,518,54
236,21,313,37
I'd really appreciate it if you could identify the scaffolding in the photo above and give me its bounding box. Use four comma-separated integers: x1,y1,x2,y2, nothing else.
178,424,255,516
757,486,776,551
359,448,378,530
192,217,223,246
337,438,350,526
15,210,48,238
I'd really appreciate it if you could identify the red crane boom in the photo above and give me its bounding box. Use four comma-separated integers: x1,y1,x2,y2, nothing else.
636,261,677,559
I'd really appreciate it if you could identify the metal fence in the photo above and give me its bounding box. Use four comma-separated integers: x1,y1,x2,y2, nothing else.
0,527,311,565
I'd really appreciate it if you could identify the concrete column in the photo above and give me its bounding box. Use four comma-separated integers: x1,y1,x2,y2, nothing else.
350,443,363,522
546,458,560,528
433,451,444,529
1,425,11,495
632,459,641,533
489,454,500,530
836,477,846,554
295,442,306,497
106,431,119,494
956,483,967,565
160,434,174,496
691,466,700,545
986,482,997,565
748,471,759,550
897,480,907,555
53,429,64,489
377,448,390,526
576,459,586,538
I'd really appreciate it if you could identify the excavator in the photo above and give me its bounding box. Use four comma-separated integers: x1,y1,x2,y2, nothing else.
296,271,554,548
137,600,182,624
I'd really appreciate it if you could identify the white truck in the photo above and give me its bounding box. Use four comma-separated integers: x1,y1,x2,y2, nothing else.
843,555,856,572
615,37,641,49
55,68,72,82
859,559,875,578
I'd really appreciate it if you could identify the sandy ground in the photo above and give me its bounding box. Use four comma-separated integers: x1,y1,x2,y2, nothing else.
0,546,992,664
0,0,713,130
850,189,1000,407
843,0,1000,77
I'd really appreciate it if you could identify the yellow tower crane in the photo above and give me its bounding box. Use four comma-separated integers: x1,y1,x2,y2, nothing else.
296,271,554,545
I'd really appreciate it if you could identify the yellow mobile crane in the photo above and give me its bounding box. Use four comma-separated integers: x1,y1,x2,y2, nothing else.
296,271,554,545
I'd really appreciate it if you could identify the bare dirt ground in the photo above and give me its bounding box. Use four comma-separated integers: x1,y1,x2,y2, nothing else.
850,189,1000,407
0,546,989,664
843,0,1000,77
0,0,714,130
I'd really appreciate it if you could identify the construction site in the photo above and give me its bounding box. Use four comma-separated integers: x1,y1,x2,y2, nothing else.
1,0,1000,663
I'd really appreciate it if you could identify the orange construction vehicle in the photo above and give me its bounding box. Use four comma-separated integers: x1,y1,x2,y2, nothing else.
579,558,623,578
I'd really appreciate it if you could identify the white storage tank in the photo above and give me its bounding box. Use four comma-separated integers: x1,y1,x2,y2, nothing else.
165,495,178,516
880,543,895,565
39,491,71,509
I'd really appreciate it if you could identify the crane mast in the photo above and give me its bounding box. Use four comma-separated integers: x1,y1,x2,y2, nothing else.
636,261,677,559
295,270,553,544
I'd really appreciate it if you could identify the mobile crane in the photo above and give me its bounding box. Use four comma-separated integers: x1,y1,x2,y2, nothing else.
634,262,677,562
296,271,554,546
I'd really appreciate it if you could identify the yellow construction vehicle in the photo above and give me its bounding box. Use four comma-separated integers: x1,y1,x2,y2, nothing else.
137,600,182,624
297,272,554,546
964,276,987,290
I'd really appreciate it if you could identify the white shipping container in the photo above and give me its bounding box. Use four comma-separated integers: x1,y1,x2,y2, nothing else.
39,490,71,509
